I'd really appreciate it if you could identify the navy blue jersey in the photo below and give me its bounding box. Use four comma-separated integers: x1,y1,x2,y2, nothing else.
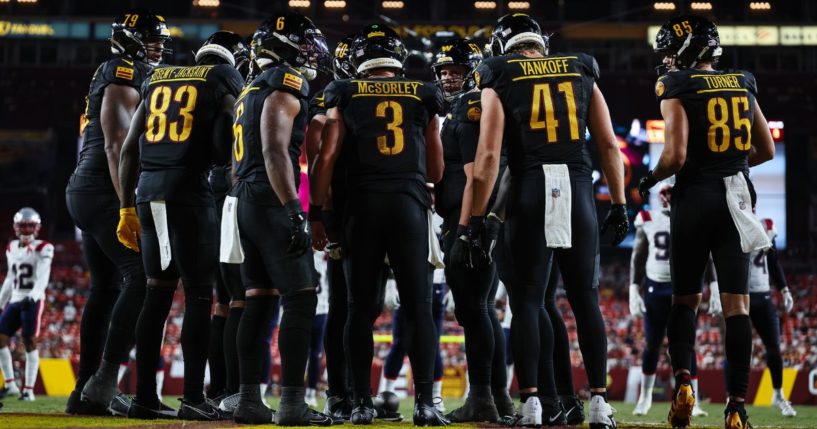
136,64,243,205
230,66,310,206
324,77,444,207
655,69,758,184
475,52,598,178
73,57,151,190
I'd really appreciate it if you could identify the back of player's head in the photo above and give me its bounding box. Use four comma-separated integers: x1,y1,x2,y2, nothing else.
350,24,407,77
654,14,721,72
252,12,331,81
111,9,172,66
13,207,41,242
490,13,549,56
196,31,249,73
333,33,358,80
431,38,483,100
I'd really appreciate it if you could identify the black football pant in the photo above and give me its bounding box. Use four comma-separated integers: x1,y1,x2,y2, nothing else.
750,292,783,389
135,201,218,405
668,180,751,398
544,264,575,396
343,192,436,404
383,282,445,381
65,184,146,391
443,214,498,388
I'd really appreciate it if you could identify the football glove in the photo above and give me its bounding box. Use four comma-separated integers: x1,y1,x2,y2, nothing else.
602,204,629,246
447,225,470,268
466,216,491,268
638,170,658,200
117,207,141,252
781,287,794,313
285,199,312,257
629,283,646,317
485,213,503,258
707,281,722,316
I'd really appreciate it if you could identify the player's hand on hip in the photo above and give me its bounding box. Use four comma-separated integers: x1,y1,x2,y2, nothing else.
117,207,141,252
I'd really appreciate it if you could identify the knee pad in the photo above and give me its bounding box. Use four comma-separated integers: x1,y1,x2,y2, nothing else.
282,290,318,315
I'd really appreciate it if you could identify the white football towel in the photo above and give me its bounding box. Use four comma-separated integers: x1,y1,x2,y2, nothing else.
723,173,770,253
427,209,445,269
149,201,172,270
219,196,245,263
542,164,572,248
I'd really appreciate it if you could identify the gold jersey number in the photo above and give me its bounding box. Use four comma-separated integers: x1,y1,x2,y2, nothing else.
233,101,245,162
529,81,580,143
145,85,198,143
375,100,404,156
706,96,751,153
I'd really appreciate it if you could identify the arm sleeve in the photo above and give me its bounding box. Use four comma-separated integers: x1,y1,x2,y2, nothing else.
30,244,54,301
102,58,143,89
474,57,499,90
766,239,787,290
743,71,758,97
578,53,600,80
655,73,688,101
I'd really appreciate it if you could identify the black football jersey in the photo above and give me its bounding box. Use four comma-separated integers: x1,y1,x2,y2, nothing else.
308,88,350,214
655,69,757,183
230,66,310,206
308,90,328,121
324,77,444,208
72,57,151,191
475,52,598,177
135,64,243,205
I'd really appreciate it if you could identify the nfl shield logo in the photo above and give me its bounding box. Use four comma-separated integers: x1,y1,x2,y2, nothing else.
739,201,746,210
551,188,561,198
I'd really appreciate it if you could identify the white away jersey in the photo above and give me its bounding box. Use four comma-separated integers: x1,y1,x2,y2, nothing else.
748,218,777,293
2,239,54,304
313,251,330,315
633,210,671,283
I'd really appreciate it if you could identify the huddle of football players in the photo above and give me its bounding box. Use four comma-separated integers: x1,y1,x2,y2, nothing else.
0,5,787,429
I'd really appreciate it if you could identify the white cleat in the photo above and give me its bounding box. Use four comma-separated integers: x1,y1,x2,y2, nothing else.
773,398,797,417
434,398,446,414
516,397,543,427
633,397,652,416
588,396,617,429
18,390,35,401
691,404,708,417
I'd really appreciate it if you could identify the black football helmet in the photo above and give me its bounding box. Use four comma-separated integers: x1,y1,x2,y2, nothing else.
252,12,331,81
333,33,358,80
431,38,483,101
489,13,548,56
350,24,407,76
195,31,249,73
654,15,721,74
111,9,172,65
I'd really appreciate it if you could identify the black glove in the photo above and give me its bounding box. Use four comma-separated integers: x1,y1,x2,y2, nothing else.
285,199,312,256
466,216,491,268
485,213,503,258
638,170,658,200
601,204,630,246
447,225,470,268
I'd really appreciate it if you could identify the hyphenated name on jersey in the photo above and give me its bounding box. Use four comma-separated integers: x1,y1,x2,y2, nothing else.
655,68,758,183
475,52,598,177
2,240,54,304
633,209,672,284
323,76,444,208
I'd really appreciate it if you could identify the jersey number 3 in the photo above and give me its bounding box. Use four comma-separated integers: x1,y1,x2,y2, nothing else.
146,85,199,143
376,100,404,156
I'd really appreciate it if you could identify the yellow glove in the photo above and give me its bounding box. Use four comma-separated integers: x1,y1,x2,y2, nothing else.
117,207,141,252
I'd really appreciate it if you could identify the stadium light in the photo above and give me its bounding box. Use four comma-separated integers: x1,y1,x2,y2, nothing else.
653,2,676,11
690,2,712,10
324,0,346,8
289,0,310,8
382,1,404,8
749,2,772,11
0,0,12,3
17,0,39,3
193,0,220,7
474,1,497,9
508,1,530,10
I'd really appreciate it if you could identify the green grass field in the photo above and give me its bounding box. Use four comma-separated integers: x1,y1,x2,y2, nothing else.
1,396,815,428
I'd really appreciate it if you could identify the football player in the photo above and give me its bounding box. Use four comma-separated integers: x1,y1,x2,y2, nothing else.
430,38,510,423
629,184,708,417
709,216,796,417
304,34,357,420
64,9,169,415
115,30,246,420
0,208,53,401
310,24,447,425
227,13,332,425
471,13,627,428
639,15,776,429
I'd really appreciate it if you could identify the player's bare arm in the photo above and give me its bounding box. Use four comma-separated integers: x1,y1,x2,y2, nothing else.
749,99,775,167
212,94,237,166
471,87,504,216
588,83,626,205
425,115,444,184
652,98,689,181
260,90,301,204
117,101,146,209
102,83,140,201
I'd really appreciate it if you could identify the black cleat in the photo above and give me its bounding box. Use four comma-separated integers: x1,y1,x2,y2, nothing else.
177,398,224,421
108,393,132,417
494,390,516,418
276,402,335,426
541,396,567,426
561,394,585,426
126,398,177,420
414,402,450,426
325,395,353,421
81,372,120,409
66,390,111,416
234,399,274,424
350,400,377,425
446,395,499,423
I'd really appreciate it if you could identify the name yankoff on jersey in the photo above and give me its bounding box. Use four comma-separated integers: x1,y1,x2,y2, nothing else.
355,81,421,96
517,58,572,76
698,74,742,90
150,65,213,83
